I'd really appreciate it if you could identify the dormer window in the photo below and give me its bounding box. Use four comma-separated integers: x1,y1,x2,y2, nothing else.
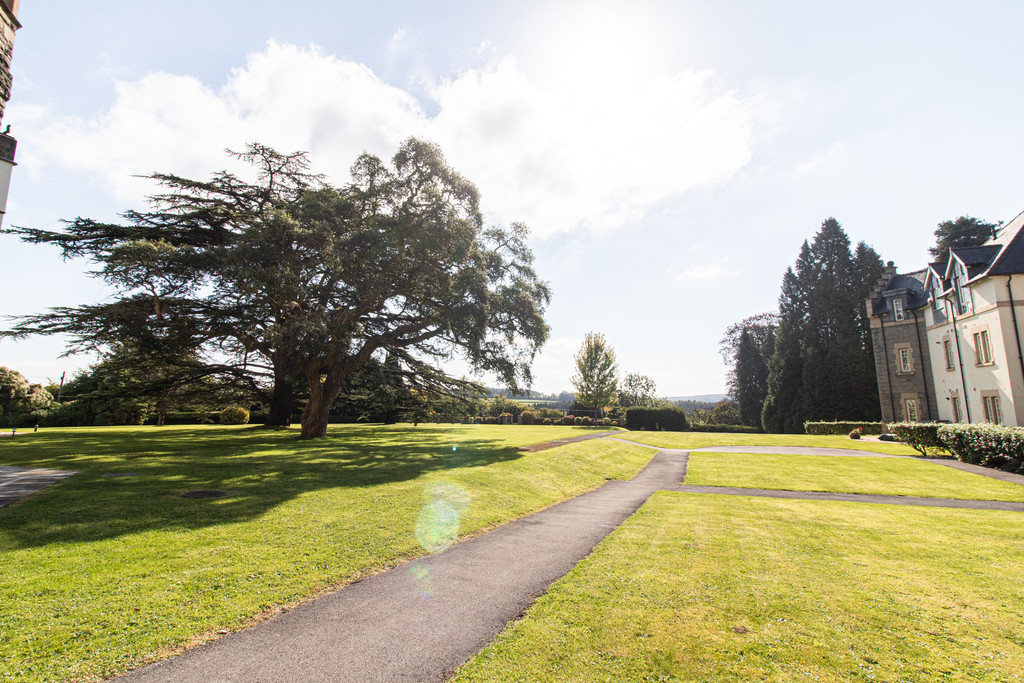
892,297,905,321
953,264,973,315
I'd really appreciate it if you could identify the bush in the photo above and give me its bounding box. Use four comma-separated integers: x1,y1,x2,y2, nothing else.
520,410,536,425
474,416,483,424
611,420,619,427
219,406,250,425
602,417,611,427
484,416,497,424
562,415,575,426
937,423,1024,472
888,422,945,455
848,429,861,440
542,418,553,425
624,406,689,432
574,416,583,425
687,424,759,434
804,421,884,436
581,416,593,426
536,407,563,419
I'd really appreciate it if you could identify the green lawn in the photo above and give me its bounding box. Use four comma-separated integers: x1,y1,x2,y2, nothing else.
687,451,1024,501
0,424,650,683
454,493,1024,682
617,431,920,455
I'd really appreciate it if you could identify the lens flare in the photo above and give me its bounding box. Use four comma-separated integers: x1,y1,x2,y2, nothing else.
415,481,471,552
408,561,432,600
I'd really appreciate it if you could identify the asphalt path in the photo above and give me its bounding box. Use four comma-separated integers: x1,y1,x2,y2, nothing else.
116,447,688,683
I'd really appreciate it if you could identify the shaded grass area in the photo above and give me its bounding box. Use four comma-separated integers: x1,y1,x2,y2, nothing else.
0,424,648,682
454,493,1024,682
618,431,920,455
688,452,1024,501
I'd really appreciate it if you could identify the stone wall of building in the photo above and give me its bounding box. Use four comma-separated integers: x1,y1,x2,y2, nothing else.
870,311,937,424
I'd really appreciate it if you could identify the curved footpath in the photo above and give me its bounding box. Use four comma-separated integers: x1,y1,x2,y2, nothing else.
113,439,1024,682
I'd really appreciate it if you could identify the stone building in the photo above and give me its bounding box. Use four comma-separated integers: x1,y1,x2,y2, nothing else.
868,209,1024,426
867,265,938,423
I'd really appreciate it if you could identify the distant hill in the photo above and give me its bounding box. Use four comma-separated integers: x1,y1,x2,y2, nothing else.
665,394,729,403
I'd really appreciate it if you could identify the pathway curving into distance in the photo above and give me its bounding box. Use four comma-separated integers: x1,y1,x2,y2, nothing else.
111,437,1024,682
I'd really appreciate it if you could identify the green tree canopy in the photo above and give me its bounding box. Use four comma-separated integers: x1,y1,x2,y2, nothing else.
617,372,657,408
571,332,619,412
5,139,551,438
929,215,999,260
761,218,882,432
0,367,52,427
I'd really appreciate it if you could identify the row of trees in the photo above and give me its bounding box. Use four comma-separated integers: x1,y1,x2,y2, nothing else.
4,140,551,438
722,215,1000,433
721,218,883,432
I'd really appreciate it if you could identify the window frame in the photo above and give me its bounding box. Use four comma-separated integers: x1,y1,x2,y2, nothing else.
892,297,905,321
973,329,994,366
982,393,1003,425
943,339,955,371
905,398,918,422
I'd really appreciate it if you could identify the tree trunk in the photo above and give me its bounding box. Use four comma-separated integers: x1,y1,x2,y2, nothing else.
300,380,340,438
266,379,294,427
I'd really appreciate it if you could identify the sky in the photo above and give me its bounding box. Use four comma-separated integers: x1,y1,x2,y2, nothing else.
1,0,1023,397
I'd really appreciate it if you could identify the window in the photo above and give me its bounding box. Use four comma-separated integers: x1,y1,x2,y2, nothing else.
892,297,905,321
943,339,955,370
905,398,918,422
952,396,963,423
898,348,911,373
954,266,973,315
983,395,1003,424
973,330,993,365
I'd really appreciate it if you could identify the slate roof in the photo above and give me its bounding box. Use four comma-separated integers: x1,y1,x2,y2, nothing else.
986,209,1024,276
871,268,928,317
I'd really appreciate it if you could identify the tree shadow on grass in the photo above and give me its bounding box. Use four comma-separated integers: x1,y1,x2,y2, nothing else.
0,425,536,548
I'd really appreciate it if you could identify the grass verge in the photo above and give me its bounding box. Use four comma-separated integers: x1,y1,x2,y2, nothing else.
453,493,1024,682
687,452,1024,501
0,424,648,682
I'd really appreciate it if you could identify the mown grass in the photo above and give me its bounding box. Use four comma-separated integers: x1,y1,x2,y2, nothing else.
0,424,649,683
617,431,920,455
454,493,1024,682
688,452,1024,501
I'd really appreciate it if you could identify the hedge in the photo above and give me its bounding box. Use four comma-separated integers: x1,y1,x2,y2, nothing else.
887,422,945,455
937,423,1024,473
688,424,760,434
804,421,884,436
624,406,689,432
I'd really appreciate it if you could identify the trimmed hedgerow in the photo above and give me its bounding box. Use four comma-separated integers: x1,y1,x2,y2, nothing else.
520,410,536,425
804,421,884,436
938,423,1024,473
624,407,689,432
888,422,945,455
542,418,553,425
562,415,575,426
688,424,759,434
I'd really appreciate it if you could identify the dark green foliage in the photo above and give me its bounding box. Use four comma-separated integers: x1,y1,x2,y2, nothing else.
720,313,777,427
542,418,553,425
761,219,882,433
804,421,884,436
624,406,689,431
888,422,945,455
929,216,999,259
519,410,536,425
562,415,575,425
687,424,759,433
937,423,1024,472
5,140,549,439
0,367,53,427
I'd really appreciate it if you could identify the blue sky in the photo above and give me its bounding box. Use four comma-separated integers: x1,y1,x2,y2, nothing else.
2,0,1023,396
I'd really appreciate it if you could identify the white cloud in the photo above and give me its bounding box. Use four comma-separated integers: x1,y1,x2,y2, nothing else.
11,41,755,236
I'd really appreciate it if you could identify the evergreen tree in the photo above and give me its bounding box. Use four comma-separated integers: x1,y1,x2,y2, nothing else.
733,328,771,427
762,218,883,432
929,215,998,259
